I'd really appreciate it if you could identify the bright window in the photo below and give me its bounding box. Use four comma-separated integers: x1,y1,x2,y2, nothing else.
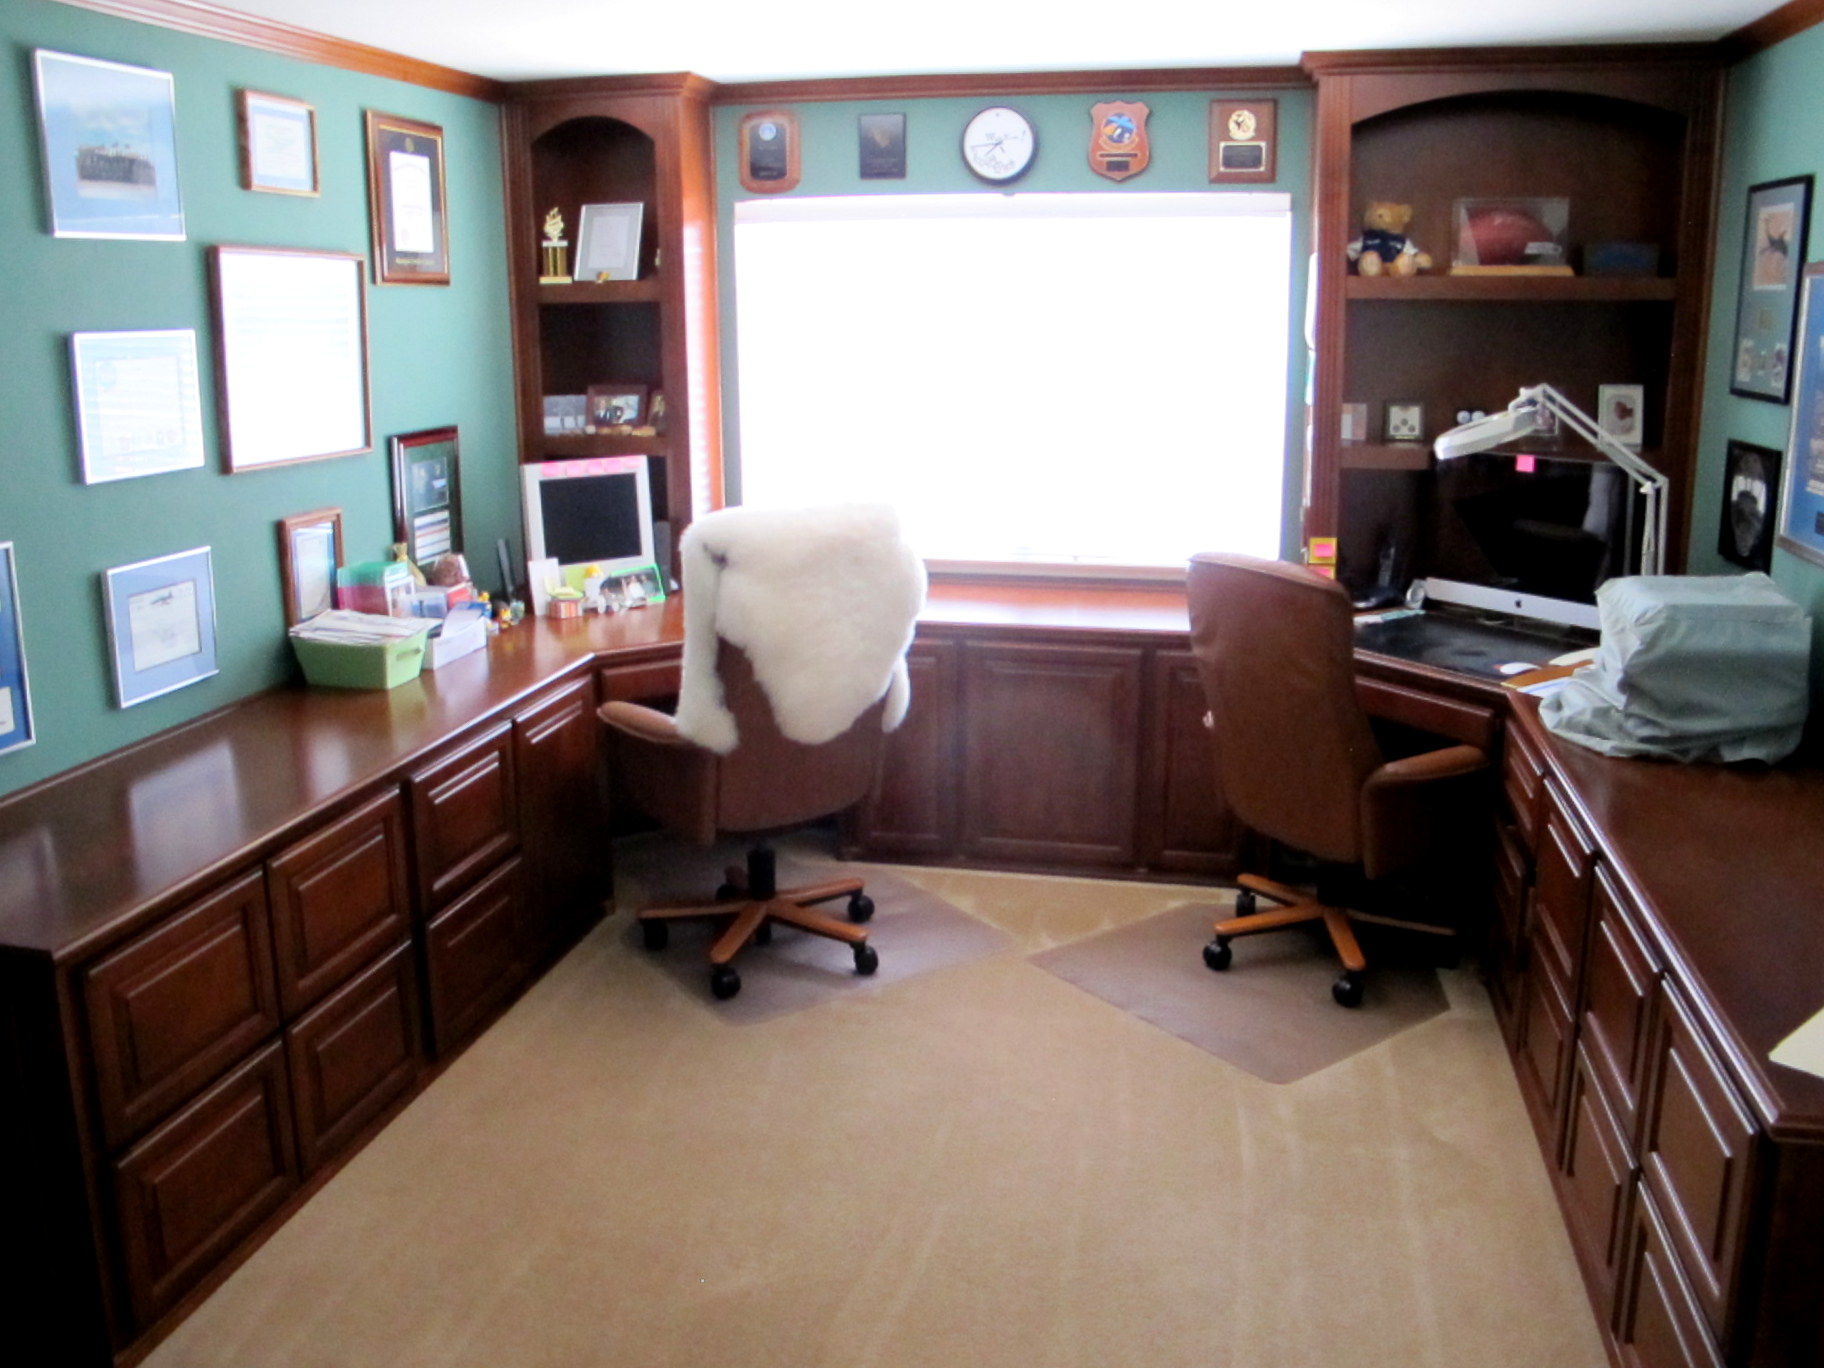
731,192,1293,571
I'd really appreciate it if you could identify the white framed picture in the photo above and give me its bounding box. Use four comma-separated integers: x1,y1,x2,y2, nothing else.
574,202,643,281
1597,384,1645,449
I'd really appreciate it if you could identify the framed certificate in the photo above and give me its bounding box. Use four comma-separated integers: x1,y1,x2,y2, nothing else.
390,427,462,566
365,110,449,284
0,544,34,757
239,89,319,196
70,329,207,483
277,507,344,625
102,547,218,708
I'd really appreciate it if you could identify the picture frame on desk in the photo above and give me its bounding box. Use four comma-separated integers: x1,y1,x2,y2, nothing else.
391,427,462,565
277,507,344,626
1777,264,1824,569
102,546,218,708
0,543,35,756
1730,175,1812,404
573,202,643,281
364,110,449,285
586,384,647,430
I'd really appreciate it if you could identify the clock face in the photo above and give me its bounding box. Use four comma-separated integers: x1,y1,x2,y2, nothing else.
1227,108,1257,141
962,106,1036,183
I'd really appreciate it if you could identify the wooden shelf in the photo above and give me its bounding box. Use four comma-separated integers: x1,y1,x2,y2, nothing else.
537,432,669,459
1346,275,1679,303
1340,441,1433,471
537,277,662,305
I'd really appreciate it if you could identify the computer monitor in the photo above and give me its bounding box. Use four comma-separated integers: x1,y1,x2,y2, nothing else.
1422,452,1643,631
521,455,655,586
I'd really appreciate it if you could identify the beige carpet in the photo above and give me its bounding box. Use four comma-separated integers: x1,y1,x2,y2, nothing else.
1032,903,1449,1083
140,842,1609,1368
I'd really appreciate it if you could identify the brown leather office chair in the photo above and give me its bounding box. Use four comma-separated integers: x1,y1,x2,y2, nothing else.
1186,552,1489,1006
599,503,924,1000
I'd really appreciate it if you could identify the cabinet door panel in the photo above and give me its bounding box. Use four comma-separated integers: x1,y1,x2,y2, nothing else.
515,676,606,951
83,870,278,1150
1516,940,1575,1155
1640,987,1757,1344
267,789,411,1017
410,723,519,912
1532,780,1595,990
1562,1046,1637,1309
856,639,959,858
960,642,1141,868
112,1043,297,1329
423,857,532,1054
1582,866,1662,1141
1139,650,1243,877
1501,707,1546,849
1616,1190,1726,1368
286,944,421,1174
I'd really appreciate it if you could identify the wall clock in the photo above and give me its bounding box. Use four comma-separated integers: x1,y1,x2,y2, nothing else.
962,106,1036,184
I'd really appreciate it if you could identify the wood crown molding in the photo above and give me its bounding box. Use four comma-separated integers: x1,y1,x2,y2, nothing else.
503,72,718,103
1719,0,1824,61
1300,41,1723,79
711,66,1309,106
46,0,508,100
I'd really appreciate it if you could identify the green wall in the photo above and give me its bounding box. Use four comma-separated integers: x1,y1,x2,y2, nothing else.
0,0,517,799
1695,23,1824,688
711,87,1315,559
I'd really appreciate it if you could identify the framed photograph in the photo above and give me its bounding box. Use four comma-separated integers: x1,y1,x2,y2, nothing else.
212,245,371,471
0,544,35,757
102,547,218,709
740,109,800,193
574,202,643,282
1597,385,1646,449
277,507,344,626
1384,401,1424,443
1718,440,1781,572
364,110,449,285
33,49,184,240
586,384,648,430
70,329,207,483
1730,176,1813,404
859,113,906,179
390,427,462,565
238,89,319,196
1777,264,1824,569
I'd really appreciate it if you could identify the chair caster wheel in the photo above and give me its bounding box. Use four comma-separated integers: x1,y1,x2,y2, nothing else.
1203,938,1232,972
641,919,669,951
847,892,875,924
715,882,741,902
1235,889,1258,917
1333,972,1364,1008
710,965,741,1000
853,943,879,976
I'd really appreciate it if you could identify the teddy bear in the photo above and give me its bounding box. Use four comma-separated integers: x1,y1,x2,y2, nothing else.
1348,201,1432,277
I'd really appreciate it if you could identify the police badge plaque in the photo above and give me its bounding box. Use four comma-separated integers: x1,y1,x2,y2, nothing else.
1089,102,1150,182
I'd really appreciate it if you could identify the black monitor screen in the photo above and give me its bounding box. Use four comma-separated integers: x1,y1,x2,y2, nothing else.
1430,453,1640,605
540,472,644,565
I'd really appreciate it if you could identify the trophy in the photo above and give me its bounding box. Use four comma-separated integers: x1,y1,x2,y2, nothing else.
539,207,571,284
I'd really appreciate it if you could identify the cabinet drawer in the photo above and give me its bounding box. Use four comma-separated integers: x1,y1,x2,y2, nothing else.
267,789,412,1017
1492,816,1528,948
598,657,681,703
1355,674,1498,750
1581,867,1662,1141
83,870,279,1150
1502,722,1546,849
1639,987,1757,1345
112,1043,298,1329
515,676,607,950
286,944,422,1174
1562,1045,1637,1309
410,723,519,912
1616,1188,1726,1368
1532,781,1595,988
423,856,532,1053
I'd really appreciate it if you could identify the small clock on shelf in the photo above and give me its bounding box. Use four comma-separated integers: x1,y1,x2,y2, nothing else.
962,106,1036,184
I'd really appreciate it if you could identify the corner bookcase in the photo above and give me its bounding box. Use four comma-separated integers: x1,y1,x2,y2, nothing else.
501,75,725,564
1301,48,1722,593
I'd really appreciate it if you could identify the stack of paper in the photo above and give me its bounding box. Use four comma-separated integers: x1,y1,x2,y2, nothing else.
290,610,432,644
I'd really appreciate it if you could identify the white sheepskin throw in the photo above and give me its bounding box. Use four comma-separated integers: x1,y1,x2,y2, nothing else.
672,503,927,755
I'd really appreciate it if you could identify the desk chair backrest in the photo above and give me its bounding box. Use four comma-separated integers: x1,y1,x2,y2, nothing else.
1186,552,1382,865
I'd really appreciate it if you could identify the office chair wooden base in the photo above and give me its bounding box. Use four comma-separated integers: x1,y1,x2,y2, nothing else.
636,845,878,1000
1201,872,1455,1008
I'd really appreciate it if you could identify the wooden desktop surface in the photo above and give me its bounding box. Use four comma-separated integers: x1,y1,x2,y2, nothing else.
4,580,1822,1137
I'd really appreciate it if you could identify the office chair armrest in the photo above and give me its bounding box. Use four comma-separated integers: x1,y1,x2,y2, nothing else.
598,700,688,747
1359,744,1489,882
1364,744,1488,790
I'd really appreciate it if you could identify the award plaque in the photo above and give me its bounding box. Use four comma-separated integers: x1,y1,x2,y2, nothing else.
1210,100,1276,184
1089,101,1150,182
740,110,800,194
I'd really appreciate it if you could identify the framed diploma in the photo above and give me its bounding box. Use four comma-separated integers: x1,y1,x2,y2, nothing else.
70,329,207,483
102,547,218,708
239,89,319,196
364,110,449,284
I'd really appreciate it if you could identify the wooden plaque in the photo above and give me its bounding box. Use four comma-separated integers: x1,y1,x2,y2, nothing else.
1089,101,1150,182
1210,100,1276,184
739,110,800,194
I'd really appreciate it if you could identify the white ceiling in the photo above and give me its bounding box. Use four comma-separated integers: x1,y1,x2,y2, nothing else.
211,0,1776,84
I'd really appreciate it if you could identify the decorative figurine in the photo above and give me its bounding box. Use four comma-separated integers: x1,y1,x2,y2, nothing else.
1348,201,1432,277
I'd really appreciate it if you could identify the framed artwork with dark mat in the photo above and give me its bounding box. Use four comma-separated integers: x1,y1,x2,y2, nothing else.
1719,438,1780,571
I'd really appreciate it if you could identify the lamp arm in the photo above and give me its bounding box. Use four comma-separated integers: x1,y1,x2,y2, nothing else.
1514,385,1669,576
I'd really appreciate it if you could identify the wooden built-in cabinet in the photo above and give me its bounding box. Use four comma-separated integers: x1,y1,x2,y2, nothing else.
501,75,725,566
1302,49,1721,590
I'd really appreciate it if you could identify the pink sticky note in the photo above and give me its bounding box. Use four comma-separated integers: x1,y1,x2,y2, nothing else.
1515,454,1536,473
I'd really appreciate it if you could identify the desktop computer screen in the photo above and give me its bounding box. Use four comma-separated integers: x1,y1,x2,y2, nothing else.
520,455,655,579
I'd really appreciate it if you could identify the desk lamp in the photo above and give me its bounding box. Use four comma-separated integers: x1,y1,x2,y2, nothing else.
1432,383,1668,576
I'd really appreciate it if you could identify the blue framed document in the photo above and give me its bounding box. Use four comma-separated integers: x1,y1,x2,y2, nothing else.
0,544,35,756
1779,265,1824,569
102,547,218,708
33,49,185,241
